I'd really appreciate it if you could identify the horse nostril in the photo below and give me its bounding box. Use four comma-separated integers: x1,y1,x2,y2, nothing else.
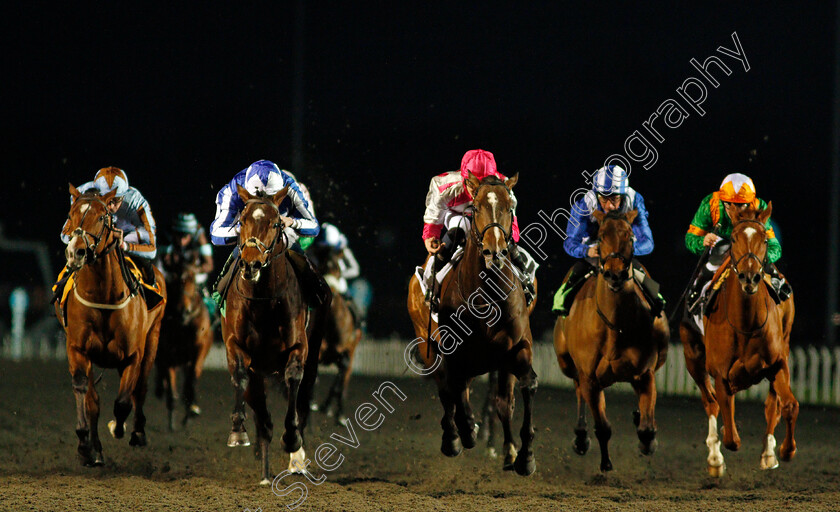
752,274,761,285
75,249,85,259
500,248,509,257
482,249,492,258
738,272,746,282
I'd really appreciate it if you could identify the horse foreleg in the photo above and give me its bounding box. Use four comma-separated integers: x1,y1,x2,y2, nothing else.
439,380,462,458
772,360,798,461
715,376,740,452
182,362,199,426
581,377,612,472
333,353,353,426
760,383,781,470
481,371,498,458
227,351,251,447
453,377,477,450
166,367,177,431
572,380,590,456
129,340,157,447
514,366,537,476
69,352,94,466
243,373,273,485
495,370,516,470
85,365,104,465
109,359,140,441
282,355,304,459
631,370,658,456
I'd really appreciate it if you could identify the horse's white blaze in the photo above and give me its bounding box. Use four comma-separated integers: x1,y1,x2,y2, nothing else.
760,434,779,470
288,447,307,474
252,207,265,220
79,203,89,214
706,415,724,468
486,191,504,241
742,226,757,240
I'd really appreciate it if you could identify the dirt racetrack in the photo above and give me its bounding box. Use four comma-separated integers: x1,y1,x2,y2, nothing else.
1,359,839,511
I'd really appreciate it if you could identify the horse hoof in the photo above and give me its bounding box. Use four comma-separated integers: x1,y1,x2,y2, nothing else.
129,432,147,447
310,403,320,412
760,455,779,470
336,415,349,427
514,453,536,476
572,435,590,456
259,478,271,486
600,460,613,472
458,424,478,450
639,438,658,456
632,410,640,427
708,463,726,478
188,404,201,417
227,431,251,447
108,420,127,439
486,447,498,459
441,437,463,458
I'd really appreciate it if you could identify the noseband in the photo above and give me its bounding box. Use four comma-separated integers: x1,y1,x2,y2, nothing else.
728,218,768,277
467,182,514,249
596,215,635,285
68,196,116,264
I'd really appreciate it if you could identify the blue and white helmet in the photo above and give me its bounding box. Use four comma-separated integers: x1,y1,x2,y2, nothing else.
316,222,348,250
243,160,287,196
592,165,629,196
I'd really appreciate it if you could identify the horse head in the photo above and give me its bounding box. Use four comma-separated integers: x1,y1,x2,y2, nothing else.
64,183,116,271
236,184,289,282
591,209,638,291
464,172,519,269
729,201,772,295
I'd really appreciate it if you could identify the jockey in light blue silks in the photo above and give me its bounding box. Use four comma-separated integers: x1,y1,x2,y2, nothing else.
551,165,663,316
209,159,330,307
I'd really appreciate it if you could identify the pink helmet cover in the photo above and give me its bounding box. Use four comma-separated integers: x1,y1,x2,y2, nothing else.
460,149,501,181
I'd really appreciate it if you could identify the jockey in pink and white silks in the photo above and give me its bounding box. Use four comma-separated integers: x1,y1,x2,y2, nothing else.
421,149,538,308
209,160,330,307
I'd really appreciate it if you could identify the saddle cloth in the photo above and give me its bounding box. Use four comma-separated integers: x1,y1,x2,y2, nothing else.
414,246,465,323
53,256,164,310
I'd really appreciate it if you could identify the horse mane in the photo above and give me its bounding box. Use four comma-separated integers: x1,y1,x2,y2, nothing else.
480,175,506,187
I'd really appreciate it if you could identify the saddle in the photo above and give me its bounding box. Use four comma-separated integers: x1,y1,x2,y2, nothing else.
702,256,784,317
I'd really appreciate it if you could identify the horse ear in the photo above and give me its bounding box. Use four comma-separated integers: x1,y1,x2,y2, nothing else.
465,172,480,198
591,210,606,225
272,186,290,207
505,172,519,190
625,209,638,224
758,201,773,224
69,183,80,201
102,188,117,204
236,184,252,204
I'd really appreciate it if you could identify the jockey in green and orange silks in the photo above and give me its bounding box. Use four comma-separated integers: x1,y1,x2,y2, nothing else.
684,173,790,314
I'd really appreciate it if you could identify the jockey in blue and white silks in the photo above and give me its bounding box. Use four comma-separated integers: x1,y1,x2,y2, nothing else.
552,165,662,316
210,160,331,308
210,160,320,248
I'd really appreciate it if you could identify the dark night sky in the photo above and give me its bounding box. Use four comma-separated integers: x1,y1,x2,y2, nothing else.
0,2,835,342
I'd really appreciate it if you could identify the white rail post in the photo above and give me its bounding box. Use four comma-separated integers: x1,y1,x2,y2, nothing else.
793,347,807,402
821,346,833,404
808,346,820,404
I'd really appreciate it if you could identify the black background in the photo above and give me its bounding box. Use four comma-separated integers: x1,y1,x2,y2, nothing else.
0,2,834,342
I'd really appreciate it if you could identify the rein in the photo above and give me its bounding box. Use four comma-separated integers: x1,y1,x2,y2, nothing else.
593,214,637,333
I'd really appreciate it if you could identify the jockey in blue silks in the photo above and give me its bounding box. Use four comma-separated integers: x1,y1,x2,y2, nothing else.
210,159,330,307
552,165,663,316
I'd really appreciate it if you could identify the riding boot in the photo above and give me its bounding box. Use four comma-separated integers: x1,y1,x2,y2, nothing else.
631,261,665,317
287,249,332,308
764,261,792,302
425,252,447,312
552,260,595,316
212,247,239,306
509,244,537,306
51,272,71,305
686,263,715,315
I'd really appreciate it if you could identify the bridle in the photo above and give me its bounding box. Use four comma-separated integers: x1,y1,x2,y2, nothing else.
594,214,636,333
724,217,771,336
467,181,515,249
68,196,117,265
238,198,289,268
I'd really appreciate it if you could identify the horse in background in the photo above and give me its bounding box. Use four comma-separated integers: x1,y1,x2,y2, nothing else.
56,184,166,465
221,184,327,484
308,241,362,426
155,261,213,430
407,173,538,475
554,209,669,472
680,202,797,477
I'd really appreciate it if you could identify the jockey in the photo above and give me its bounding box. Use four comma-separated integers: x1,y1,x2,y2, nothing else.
422,149,538,308
209,159,329,307
552,165,662,316
60,167,158,285
685,173,790,314
310,222,360,296
159,212,214,288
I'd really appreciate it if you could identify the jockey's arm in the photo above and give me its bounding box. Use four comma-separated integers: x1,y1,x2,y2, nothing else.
685,194,715,256
563,197,594,259
758,200,782,263
340,248,361,280
210,180,245,246
195,228,214,273
285,181,320,237
631,193,654,256
422,175,447,242
123,193,157,258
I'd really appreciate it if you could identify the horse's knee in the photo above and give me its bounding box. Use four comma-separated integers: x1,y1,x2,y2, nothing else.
781,400,799,420
594,424,612,442
72,372,88,393
286,358,304,383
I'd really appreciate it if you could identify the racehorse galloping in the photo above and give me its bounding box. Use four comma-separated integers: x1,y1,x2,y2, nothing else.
554,209,669,472
680,202,797,476
222,185,326,484
156,262,213,430
57,185,166,466
311,247,362,426
408,173,538,475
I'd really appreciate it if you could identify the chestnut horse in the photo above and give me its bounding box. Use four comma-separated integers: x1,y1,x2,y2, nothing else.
57,185,166,466
407,173,538,475
155,262,213,430
309,245,362,426
680,202,797,477
554,209,669,472
222,185,325,484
